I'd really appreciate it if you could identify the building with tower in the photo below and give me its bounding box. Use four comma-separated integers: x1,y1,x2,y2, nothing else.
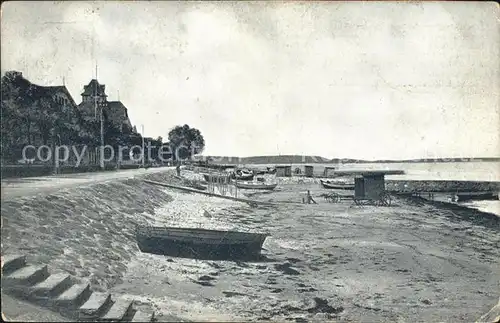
77,79,135,133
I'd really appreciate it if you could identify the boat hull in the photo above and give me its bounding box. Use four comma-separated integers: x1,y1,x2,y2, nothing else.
320,180,354,190
203,174,232,183
136,227,268,261
235,182,278,190
231,174,254,181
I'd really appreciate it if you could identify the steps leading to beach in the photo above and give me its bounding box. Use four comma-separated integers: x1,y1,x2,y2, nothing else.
132,310,155,322
79,292,113,320
54,282,92,310
31,273,73,299
101,298,134,321
1,254,156,322
1,254,27,274
3,264,50,287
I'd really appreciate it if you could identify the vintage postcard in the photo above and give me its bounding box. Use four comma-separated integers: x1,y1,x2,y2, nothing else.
1,1,499,322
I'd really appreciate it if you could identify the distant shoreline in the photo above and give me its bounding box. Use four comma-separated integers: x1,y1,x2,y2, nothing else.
199,155,500,165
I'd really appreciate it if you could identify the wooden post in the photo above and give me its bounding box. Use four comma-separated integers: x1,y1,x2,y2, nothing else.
53,142,58,175
235,175,238,198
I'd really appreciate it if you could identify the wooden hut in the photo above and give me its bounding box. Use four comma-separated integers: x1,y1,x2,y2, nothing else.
276,165,292,177
333,170,405,200
323,166,336,177
304,165,314,178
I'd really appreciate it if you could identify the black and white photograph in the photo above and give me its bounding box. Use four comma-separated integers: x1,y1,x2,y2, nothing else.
1,1,499,322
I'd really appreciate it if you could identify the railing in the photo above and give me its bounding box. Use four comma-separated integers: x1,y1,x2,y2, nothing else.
204,173,238,198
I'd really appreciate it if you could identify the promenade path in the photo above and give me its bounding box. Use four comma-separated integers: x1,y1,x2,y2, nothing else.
1,167,173,201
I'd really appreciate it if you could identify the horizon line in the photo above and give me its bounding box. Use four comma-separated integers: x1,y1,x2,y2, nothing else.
195,154,500,161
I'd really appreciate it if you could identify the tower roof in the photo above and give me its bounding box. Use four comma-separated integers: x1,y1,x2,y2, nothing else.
81,79,107,97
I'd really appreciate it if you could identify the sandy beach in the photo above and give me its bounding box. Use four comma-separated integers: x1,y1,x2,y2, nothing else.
1,169,499,322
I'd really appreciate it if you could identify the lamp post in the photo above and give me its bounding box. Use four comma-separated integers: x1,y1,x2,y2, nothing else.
98,101,107,170
53,132,61,175
141,124,145,168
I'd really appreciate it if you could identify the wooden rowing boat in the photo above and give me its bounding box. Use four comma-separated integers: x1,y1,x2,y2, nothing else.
231,171,254,181
232,174,254,181
234,182,278,190
320,180,354,190
136,226,269,260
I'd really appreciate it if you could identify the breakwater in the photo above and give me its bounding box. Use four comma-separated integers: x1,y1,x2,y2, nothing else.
386,179,500,193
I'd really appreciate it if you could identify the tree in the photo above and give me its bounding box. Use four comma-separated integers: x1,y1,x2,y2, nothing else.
167,124,205,162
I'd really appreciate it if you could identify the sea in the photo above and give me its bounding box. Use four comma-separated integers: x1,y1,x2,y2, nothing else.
248,161,500,216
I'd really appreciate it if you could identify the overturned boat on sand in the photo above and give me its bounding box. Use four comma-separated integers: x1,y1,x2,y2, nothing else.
136,226,269,260
231,169,254,181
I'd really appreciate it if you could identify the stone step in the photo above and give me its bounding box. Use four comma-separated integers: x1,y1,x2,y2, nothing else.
54,283,91,308
1,254,27,275
131,310,155,322
78,292,112,319
30,273,72,298
101,298,133,321
2,264,49,287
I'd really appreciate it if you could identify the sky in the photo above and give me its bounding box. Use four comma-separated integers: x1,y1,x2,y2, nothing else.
1,1,499,160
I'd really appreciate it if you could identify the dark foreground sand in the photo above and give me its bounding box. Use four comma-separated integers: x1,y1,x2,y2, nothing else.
2,293,70,322
2,170,499,322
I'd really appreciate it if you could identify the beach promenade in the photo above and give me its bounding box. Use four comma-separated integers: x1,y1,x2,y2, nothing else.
1,167,173,201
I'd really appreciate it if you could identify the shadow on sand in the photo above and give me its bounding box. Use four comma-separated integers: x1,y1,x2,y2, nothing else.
137,243,276,262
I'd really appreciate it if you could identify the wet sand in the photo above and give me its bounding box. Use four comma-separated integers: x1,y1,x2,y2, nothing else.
2,170,499,322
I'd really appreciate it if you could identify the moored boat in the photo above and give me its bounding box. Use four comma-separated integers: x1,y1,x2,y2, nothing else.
320,179,354,190
231,169,254,181
234,182,278,190
136,226,269,260
232,173,254,181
